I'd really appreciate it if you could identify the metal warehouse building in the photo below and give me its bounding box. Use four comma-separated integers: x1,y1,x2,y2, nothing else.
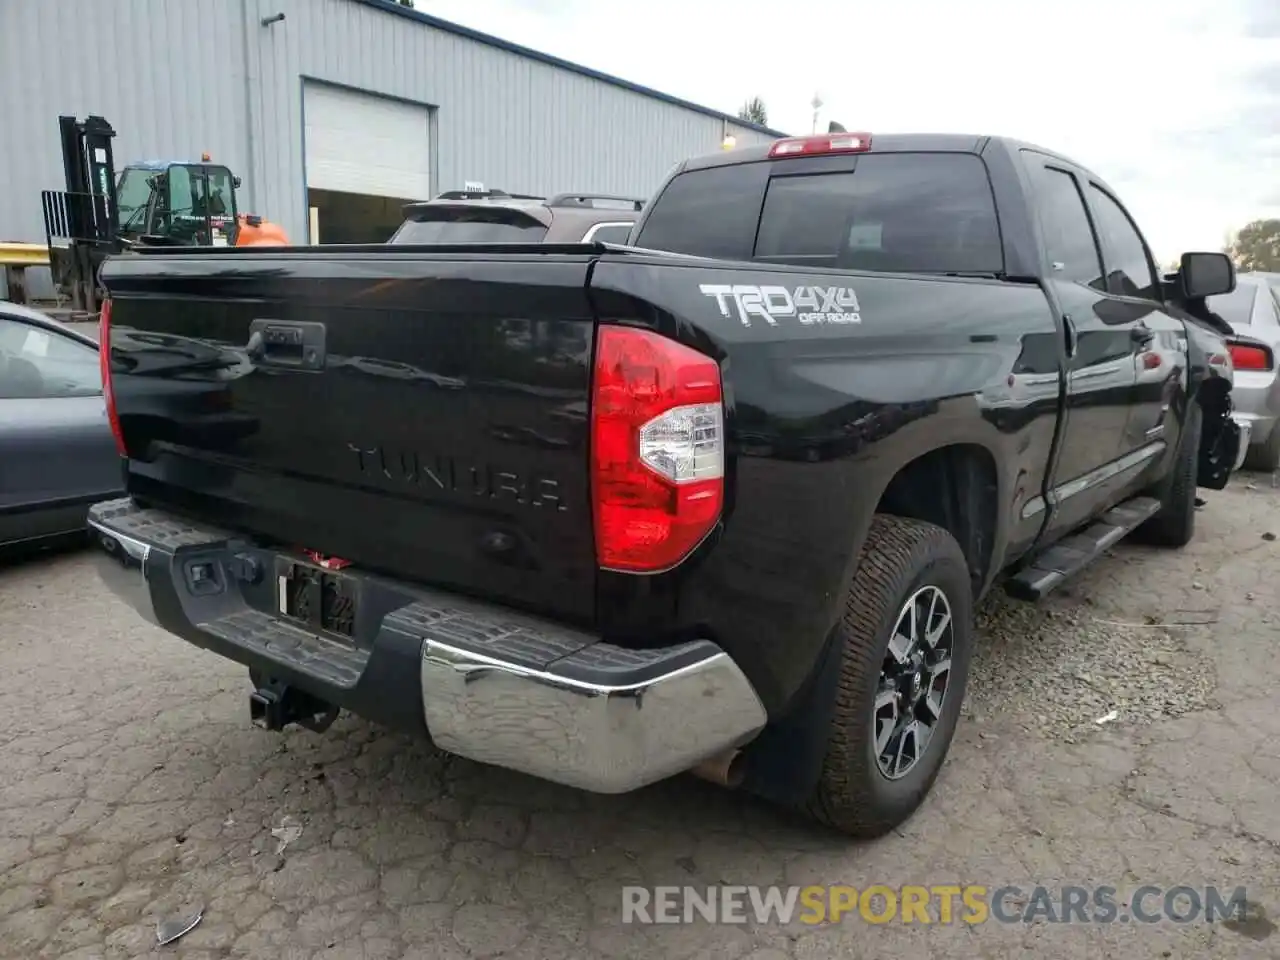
0,0,781,256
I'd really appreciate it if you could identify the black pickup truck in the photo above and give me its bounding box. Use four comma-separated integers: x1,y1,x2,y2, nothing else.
88,131,1241,839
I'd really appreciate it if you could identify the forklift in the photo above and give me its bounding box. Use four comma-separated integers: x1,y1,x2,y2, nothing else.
41,115,288,315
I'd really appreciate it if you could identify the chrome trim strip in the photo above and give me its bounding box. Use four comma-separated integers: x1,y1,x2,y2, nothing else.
1068,359,1129,382
1052,440,1166,504
1023,439,1168,519
581,220,635,242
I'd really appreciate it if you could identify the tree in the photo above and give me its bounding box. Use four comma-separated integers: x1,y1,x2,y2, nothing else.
738,97,768,126
1225,219,1280,272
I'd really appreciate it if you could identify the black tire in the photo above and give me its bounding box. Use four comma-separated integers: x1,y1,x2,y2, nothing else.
802,514,973,839
1135,402,1201,548
1243,423,1280,473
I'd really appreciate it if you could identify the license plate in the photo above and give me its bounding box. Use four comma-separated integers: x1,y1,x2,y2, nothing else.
277,560,359,639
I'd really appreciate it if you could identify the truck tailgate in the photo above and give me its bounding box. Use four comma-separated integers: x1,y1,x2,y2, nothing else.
100,250,599,624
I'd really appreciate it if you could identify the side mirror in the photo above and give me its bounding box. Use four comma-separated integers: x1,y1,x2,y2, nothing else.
233,176,242,189
1179,252,1235,299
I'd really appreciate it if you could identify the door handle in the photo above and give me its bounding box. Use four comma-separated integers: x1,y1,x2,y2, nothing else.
1131,323,1155,346
247,319,326,370
1063,314,1078,359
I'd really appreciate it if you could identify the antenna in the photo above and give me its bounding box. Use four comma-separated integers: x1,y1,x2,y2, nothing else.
810,92,824,134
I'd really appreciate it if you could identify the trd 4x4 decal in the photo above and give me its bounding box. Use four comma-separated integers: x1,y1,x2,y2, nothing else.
698,283,862,327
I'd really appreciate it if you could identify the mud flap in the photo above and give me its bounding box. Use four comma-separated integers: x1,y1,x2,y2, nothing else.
1198,399,1239,490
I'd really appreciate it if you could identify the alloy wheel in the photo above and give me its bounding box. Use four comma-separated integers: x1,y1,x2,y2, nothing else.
872,584,955,780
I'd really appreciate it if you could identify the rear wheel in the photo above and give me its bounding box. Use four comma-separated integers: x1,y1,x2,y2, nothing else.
1243,422,1280,473
802,515,973,839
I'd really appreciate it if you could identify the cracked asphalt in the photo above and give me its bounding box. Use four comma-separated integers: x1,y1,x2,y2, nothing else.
2,477,1279,959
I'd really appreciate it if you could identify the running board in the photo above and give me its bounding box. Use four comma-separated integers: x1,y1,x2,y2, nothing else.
1005,496,1162,602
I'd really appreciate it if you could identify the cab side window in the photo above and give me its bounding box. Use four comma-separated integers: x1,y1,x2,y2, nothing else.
1028,163,1105,290
1087,186,1159,300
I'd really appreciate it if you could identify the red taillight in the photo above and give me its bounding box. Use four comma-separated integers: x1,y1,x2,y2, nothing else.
590,326,725,573
1228,342,1271,371
768,132,873,158
99,299,127,456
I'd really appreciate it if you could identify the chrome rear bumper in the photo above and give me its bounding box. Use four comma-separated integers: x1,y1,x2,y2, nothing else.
421,640,767,793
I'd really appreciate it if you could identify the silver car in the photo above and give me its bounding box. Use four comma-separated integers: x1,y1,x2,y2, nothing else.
1207,274,1280,470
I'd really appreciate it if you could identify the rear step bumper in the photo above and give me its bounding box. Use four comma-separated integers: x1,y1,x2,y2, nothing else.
86,497,767,794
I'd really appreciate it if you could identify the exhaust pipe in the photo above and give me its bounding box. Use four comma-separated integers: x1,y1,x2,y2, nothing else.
690,749,745,789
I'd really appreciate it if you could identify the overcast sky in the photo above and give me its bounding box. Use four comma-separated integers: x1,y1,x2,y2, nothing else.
423,0,1278,264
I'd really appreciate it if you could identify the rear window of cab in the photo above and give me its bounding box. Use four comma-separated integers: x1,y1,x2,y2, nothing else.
635,152,1003,276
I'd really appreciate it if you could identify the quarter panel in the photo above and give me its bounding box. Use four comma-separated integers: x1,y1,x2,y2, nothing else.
588,256,1063,712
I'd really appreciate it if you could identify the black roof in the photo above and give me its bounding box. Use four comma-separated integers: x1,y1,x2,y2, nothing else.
678,132,1112,186
680,133,988,172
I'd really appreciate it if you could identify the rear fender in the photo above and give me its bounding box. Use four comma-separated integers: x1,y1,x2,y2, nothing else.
736,438,1005,805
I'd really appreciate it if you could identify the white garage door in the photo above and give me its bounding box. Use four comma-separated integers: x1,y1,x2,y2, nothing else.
304,83,431,199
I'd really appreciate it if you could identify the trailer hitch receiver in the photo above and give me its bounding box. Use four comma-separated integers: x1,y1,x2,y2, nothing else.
249,680,339,733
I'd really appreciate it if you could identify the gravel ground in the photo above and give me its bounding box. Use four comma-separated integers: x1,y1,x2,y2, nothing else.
965,473,1280,747
970,590,1220,741
1,476,1279,959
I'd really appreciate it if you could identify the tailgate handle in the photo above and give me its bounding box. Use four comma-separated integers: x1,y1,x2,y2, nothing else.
247,319,326,370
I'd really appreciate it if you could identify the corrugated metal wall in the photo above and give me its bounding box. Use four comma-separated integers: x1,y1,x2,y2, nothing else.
0,0,777,255
0,0,250,246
